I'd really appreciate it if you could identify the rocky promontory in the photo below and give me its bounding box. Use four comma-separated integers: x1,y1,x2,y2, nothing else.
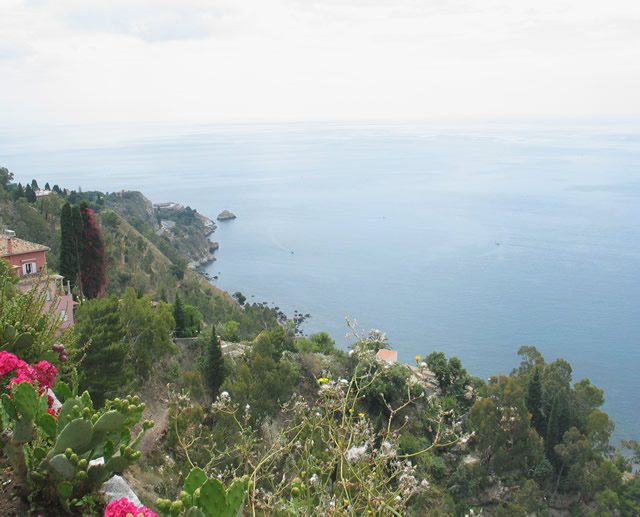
217,210,237,221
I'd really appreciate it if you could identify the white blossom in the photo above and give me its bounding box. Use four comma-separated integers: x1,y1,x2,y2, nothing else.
346,444,367,464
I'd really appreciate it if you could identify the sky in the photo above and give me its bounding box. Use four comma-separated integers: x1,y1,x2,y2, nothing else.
1,0,640,126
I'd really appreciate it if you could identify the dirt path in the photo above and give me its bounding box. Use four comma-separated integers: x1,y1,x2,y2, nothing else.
136,376,170,457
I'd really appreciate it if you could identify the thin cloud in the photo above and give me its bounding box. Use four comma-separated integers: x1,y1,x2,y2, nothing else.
1,0,639,125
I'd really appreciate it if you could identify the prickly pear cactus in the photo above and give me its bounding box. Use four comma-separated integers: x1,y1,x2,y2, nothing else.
157,467,248,517
0,381,153,510
1,324,35,355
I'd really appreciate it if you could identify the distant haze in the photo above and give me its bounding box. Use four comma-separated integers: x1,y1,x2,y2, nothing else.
1,0,640,125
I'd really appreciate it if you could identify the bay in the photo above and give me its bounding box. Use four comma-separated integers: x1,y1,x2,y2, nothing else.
2,120,639,444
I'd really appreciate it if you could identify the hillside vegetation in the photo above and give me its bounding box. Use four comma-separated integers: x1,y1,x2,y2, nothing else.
1,167,639,517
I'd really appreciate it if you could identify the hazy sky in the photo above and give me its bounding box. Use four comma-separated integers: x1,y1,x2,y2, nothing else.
2,0,640,125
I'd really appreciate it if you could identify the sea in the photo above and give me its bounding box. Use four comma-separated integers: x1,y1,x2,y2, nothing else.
2,120,639,444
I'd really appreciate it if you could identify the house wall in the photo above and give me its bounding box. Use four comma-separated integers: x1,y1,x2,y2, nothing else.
6,250,47,277
16,277,75,330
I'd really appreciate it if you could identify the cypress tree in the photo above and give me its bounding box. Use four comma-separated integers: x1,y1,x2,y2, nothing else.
79,203,107,298
526,367,545,438
24,183,36,203
546,388,571,460
59,202,78,287
205,330,226,398
13,183,24,200
71,204,84,293
173,294,186,337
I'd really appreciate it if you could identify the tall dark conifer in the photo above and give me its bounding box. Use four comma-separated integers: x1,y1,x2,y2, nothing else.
173,294,186,337
79,203,107,298
526,367,545,438
205,330,226,398
546,388,571,460
13,183,24,200
24,183,36,203
71,204,85,294
59,202,78,287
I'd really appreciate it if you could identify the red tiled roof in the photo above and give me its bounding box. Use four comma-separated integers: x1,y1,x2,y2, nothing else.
0,235,50,257
375,349,398,363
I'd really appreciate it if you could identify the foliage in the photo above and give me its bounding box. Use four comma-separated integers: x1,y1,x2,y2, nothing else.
168,346,463,517
173,294,187,337
0,353,152,512
75,290,176,402
222,332,299,422
156,467,247,517
295,331,337,355
424,351,470,401
202,330,225,398
183,304,203,337
75,295,132,405
0,261,76,367
79,202,108,298
468,375,545,477
59,202,79,288
221,320,240,342
120,288,176,380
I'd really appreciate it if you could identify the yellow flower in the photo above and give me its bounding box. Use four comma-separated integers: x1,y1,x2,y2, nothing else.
358,412,365,418
343,499,349,505
367,511,373,515
415,355,421,363
372,471,377,476
318,377,329,384
348,408,354,414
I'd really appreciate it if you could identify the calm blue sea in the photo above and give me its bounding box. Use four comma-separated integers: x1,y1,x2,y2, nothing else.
2,120,639,444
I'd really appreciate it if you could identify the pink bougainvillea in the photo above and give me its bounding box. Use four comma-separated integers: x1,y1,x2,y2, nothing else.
104,497,158,517
0,351,58,390
0,351,58,414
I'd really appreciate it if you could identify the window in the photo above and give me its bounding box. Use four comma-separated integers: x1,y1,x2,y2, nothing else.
60,309,68,322
23,262,37,275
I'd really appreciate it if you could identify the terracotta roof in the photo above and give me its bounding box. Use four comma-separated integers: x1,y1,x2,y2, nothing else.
375,349,398,363
0,235,50,257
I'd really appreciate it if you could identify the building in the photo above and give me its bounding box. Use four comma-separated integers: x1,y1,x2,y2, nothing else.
0,230,74,329
375,349,398,364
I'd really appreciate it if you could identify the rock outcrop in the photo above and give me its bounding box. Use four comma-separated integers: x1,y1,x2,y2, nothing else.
217,210,237,221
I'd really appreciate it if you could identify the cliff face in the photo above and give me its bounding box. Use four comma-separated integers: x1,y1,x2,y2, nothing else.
104,192,217,268
104,191,159,232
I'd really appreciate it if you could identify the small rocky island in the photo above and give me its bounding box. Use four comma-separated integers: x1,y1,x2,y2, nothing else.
217,210,237,221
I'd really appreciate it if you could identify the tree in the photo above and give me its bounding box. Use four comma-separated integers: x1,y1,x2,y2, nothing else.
75,295,131,405
0,167,13,197
182,304,203,337
469,375,545,476
204,330,225,398
173,293,186,337
59,202,79,287
120,288,175,379
24,183,36,203
425,351,470,398
546,387,573,460
221,320,240,342
79,203,107,298
12,182,24,200
526,367,545,437
513,345,545,376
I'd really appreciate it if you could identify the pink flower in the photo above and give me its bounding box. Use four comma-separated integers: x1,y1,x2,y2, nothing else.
0,351,27,377
104,498,158,517
1,351,58,393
